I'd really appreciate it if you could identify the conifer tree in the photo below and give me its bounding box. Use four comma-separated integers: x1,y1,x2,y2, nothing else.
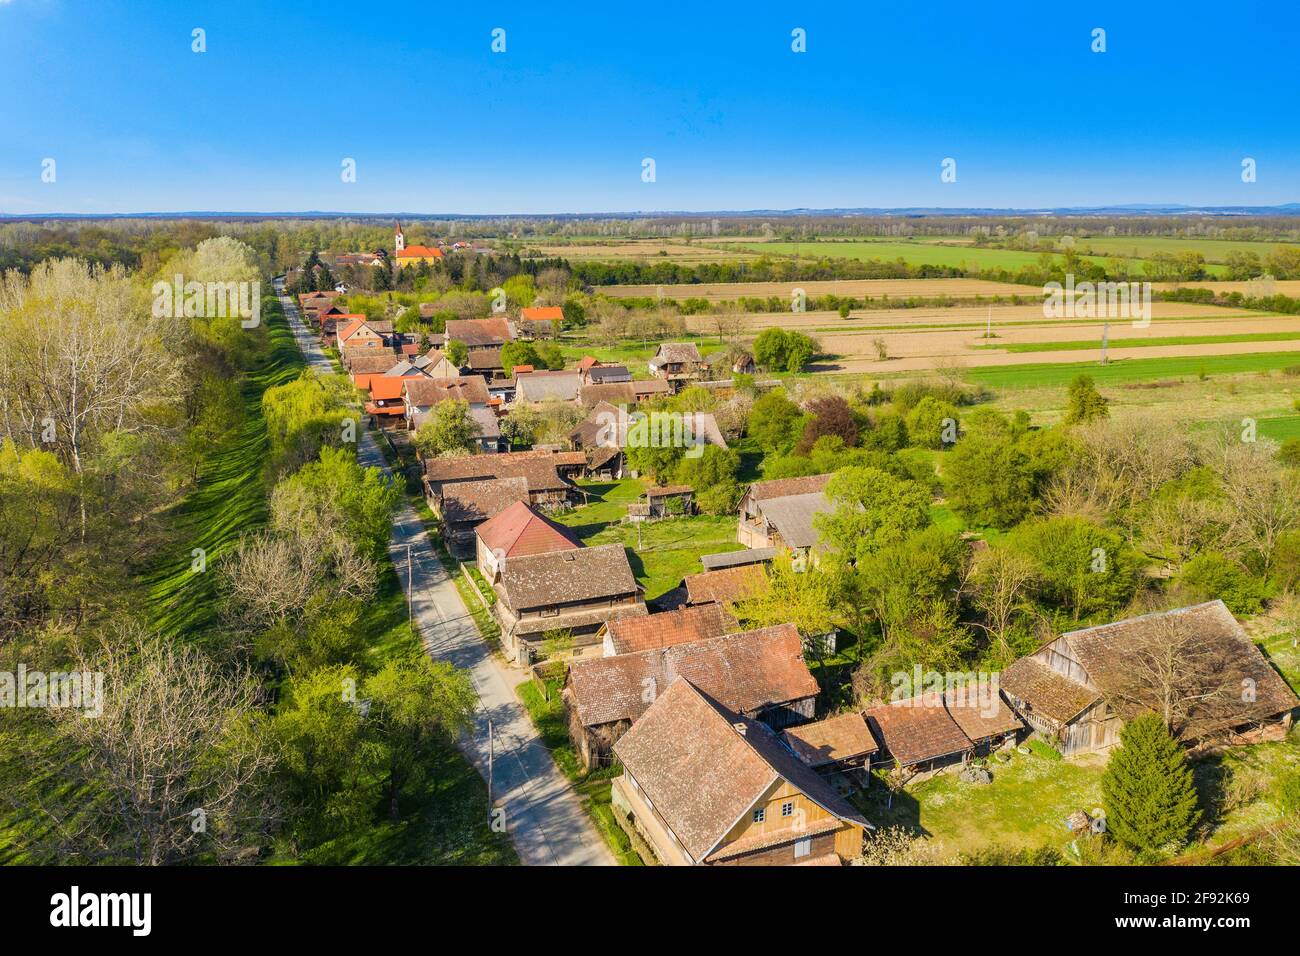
1101,712,1201,851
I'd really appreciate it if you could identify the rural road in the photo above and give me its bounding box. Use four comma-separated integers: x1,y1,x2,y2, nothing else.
275,283,615,866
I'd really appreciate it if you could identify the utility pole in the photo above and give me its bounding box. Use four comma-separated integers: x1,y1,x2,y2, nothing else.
1100,322,1110,365
986,305,992,340
487,718,494,808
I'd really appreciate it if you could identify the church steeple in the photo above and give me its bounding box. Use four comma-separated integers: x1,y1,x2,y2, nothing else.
394,220,405,253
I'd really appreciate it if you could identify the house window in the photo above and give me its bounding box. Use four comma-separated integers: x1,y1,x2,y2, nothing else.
752,808,765,824
781,801,794,817
794,838,812,858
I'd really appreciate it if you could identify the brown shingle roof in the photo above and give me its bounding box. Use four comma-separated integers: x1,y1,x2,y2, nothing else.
864,695,973,767
568,623,817,728
613,679,869,863
348,353,401,375
942,688,1025,743
604,604,738,656
684,564,768,606
475,500,581,557
466,347,503,370
748,473,833,502
404,376,489,407
515,370,582,403
1000,656,1100,725
440,477,530,526
498,543,637,610
445,317,514,347
424,449,577,494
578,383,636,408
783,712,880,768
653,342,702,365
755,490,831,550
1063,600,1299,737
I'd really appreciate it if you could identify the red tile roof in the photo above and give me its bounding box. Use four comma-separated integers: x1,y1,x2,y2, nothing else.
521,306,564,322
783,712,880,768
475,501,582,558
397,245,444,259
864,695,973,767
604,604,738,656
684,564,768,606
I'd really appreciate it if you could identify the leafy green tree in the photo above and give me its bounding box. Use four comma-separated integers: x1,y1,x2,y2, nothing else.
816,466,931,564
1178,552,1267,615
747,388,807,455
271,445,400,560
415,400,480,459
500,341,541,375
1064,374,1109,425
944,411,1039,528
903,396,960,449
364,657,477,819
732,553,836,640
261,371,353,474
445,339,469,367
752,328,818,373
1005,516,1140,621
675,445,741,513
1101,713,1200,852
502,274,536,308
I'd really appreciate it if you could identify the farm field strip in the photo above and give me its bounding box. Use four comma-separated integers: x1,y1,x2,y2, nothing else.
980,330,1300,353
961,351,1300,388
600,277,1045,300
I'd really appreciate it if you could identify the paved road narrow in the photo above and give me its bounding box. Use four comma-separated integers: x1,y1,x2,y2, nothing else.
276,285,615,866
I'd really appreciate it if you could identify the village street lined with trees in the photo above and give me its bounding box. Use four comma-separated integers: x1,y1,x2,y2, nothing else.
0,216,1298,873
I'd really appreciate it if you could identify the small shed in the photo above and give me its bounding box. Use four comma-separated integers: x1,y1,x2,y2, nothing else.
636,484,694,519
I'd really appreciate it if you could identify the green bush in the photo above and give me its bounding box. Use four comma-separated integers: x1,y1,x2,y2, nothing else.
1179,552,1268,616
1027,739,1062,761
1101,713,1200,852
1277,773,1300,815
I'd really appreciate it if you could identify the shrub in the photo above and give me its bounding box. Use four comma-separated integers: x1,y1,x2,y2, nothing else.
1179,552,1268,616
904,396,960,449
1027,739,1062,761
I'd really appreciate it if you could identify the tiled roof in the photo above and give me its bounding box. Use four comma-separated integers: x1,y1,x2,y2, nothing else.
783,712,880,768
604,603,738,656
397,245,444,258
568,623,816,728
612,679,869,863
999,657,1100,725
942,688,1025,742
653,342,702,365
684,564,768,606
748,473,833,502
466,347,503,370
348,353,401,375
645,484,693,498
864,695,973,767
441,478,530,525
498,543,637,610
425,450,575,494
1064,601,1299,736
403,376,490,407
515,370,582,403
520,306,564,322
445,317,514,347
475,501,581,557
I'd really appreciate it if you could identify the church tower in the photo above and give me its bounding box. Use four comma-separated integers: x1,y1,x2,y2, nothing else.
394,221,405,253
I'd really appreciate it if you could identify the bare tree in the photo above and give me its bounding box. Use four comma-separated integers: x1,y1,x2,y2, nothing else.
967,546,1040,662
12,624,278,865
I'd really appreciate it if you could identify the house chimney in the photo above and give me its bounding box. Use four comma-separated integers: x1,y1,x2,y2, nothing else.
733,721,747,736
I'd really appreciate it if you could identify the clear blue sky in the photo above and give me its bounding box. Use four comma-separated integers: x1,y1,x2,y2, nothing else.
1,0,1296,214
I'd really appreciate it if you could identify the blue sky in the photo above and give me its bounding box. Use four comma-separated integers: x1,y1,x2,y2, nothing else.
1,0,1297,214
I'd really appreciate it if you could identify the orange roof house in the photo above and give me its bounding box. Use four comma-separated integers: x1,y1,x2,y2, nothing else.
474,500,582,569
396,245,444,266
521,306,564,323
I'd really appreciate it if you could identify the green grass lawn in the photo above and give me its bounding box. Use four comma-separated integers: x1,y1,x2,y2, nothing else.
858,730,1300,859
554,479,745,600
965,351,1300,390
982,330,1300,354
1258,414,1300,442
143,304,303,637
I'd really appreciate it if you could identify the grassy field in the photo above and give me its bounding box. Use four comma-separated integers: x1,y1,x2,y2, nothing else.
554,479,746,600
983,330,1300,354
963,351,1300,390
1258,415,1300,441
858,731,1300,859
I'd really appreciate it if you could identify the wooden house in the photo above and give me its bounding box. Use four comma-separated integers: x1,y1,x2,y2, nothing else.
1000,601,1298,757
647,342,704,392
783,712,880,779
737,474,833,560
474,500,582,579
565,623,817,770
436,478,531,558
611,678,871,865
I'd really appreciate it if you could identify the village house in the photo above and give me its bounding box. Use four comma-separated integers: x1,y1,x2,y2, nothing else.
737,473,833,560
577,379,671,408
424,449,583,513
517,306,563,340
436,478,532,557
577,357,632,386
514,369,583,405
631,484,694,520
611,678,871,865
393,222,444,268
683,563,768,608
348,351,403,385
783,712,881,780
445,317,516,351
864,694,977,778
400,375,490,430
565,623,818,770
336,318,394,353
474,500,583,579
317,307,364,339
492,543,647,664
647,342,705,392
1000,600,1298,757
598,603,738,657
